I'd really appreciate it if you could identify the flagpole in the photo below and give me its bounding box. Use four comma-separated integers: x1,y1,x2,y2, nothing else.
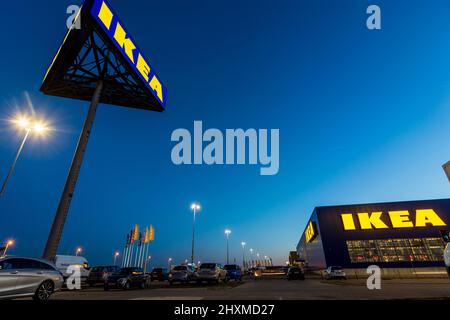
144,242,150,272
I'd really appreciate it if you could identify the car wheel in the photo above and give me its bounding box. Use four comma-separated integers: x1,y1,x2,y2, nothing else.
140,281,146,289
123,282,130,290
169,280,173,285
104,285,110,291
33,281,54,301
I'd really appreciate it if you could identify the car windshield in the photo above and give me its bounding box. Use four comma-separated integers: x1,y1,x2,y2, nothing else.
173,266,187,271
200,263,216,269
331,266,342,271
224,265,238,270
117,268,133,275
91,267,104,272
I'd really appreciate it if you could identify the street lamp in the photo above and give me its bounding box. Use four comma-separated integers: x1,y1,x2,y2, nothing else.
264,255,268,266
113,251,120,265
168,257,173,270
241,242,246,270
190,203,200,264
0,115,51,197
75,247,82,256
2,240,14,257
224,229,231,264
249,248,254,268
145,256,152,273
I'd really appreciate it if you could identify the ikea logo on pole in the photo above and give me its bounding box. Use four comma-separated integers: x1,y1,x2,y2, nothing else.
90,0,167,108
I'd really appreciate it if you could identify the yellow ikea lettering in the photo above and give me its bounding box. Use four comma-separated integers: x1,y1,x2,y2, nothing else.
341,213,356,231
357,212,388,229
305,221,317,243
388,210,413,228
98,1,113,30
415,209,447,227
150,75,164,102
113,22,136,63
136,53,150,82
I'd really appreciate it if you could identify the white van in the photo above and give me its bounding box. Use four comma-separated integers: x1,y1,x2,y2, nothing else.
54,255,90,282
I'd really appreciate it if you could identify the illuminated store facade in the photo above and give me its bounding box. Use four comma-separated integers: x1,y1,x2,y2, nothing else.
296,199,450,273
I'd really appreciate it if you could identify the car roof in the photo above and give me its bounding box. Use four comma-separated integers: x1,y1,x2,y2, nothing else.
0,256,57,267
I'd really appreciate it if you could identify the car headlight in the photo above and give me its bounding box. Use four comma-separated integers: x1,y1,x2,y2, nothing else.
169,274,173,278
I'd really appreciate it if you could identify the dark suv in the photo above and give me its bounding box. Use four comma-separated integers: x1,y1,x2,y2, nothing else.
87,265,121,286
104,267,148,290
150,267,169,281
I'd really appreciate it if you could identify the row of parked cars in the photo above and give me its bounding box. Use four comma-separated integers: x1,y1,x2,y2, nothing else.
150,263,243,285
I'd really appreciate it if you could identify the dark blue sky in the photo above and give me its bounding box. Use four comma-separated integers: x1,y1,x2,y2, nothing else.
1,0,450,267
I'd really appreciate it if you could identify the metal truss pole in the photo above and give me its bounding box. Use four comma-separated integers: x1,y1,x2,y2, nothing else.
43,79,104,261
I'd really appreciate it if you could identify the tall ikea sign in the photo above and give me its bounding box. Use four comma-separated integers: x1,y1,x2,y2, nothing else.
90,0,167,108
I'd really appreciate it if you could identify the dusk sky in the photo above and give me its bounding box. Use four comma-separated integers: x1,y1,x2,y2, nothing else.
1,0,450,267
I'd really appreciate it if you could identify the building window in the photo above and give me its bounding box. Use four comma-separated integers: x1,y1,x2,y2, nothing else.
346,237,445,263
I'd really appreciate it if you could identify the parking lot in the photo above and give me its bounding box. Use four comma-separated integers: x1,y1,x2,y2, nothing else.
46,277,450,300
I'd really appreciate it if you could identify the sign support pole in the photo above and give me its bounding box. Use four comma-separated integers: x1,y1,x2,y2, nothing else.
43,79,104,260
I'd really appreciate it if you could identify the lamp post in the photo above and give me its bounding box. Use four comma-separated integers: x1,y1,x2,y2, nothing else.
75,247,82,256
113,251,120,265
1,115,50,197
256,253,260,266
168,257,172,270
2,240,14,257
241,242,246,270
190,203,200,264
145,256,152,273
249,248,254,268
224,229,231,264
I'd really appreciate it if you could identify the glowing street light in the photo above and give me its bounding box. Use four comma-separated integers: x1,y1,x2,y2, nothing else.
224,229,231,264
249,248,254,268
75,247,82,256
0,114,51,197
144,256,152,273
2,240,14,257
190,203,200,264
113,251,120,265
168,257,173,270
241,242,246,270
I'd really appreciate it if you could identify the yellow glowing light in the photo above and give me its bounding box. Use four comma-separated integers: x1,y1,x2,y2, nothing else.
7,240,14,246
115,252,120,257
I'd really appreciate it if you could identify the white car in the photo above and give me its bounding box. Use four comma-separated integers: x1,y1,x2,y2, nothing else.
0,256,64,300
323,266,346,280
54,255,90,283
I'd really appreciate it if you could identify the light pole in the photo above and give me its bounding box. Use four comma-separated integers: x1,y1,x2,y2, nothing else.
145,256,152,273
1,116,50,197
113,251,120,265
225,229,231,264
256,253,260,266
190,203,200,264
2,240,14,257
249,248,254,268
168,257,172,270
75,247,82,256
241,242,246,269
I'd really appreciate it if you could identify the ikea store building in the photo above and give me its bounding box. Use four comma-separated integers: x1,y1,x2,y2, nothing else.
296,198,450,277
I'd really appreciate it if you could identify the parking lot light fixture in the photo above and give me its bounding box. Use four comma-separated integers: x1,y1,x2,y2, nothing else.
190,203,201,264
0,114,51,197
225,229,231,264
113,251,120,265
2,240,14,257
241,242,246,269
75,247,82,256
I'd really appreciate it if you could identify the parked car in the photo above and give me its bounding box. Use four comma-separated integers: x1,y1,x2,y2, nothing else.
169,265,196,285
86,265,120,287
286,266,305,280
196,263,227,283
224,264,243,281
0,256,64,301
323,266,346,280
54,255,90,283
150,267,169,281
104,267,147,290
